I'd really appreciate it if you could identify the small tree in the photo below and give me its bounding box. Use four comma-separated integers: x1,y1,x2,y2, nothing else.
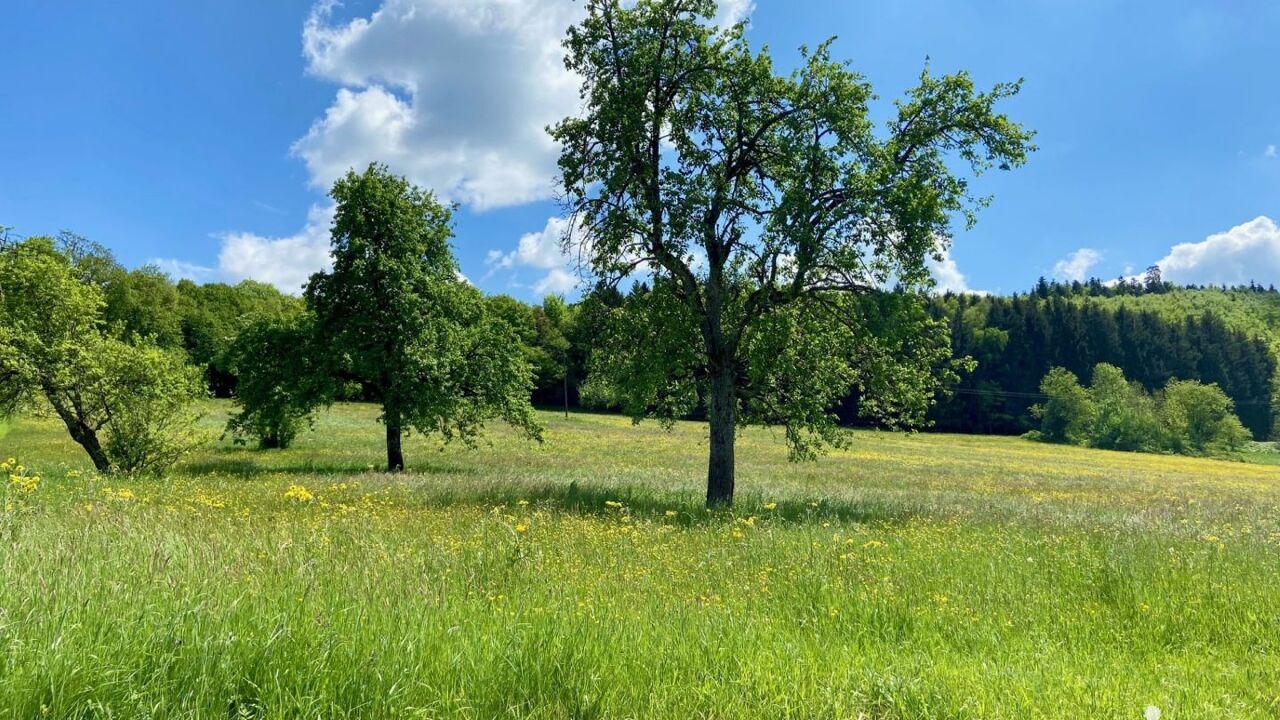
225,315,320,449
0,238,206,473
553,0,1032,505
1032,367,1093,443
1161,379,1250,455
304,164,541,471
97,339,207,474
1087,363,1161,452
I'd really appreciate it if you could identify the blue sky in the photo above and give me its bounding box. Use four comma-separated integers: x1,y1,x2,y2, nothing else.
3,0,1278,298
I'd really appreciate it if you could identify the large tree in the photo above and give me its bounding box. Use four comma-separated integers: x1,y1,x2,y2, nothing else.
304,164,541,471
553,0,1033,505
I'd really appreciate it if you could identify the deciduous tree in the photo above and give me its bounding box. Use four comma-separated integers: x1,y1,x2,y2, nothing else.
553,0,1033,504
304,165,541,471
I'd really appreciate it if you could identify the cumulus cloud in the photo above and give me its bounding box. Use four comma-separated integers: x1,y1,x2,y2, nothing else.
1052,248,1103,282
487,215,579,295
293,0,753,211
295,0,579,210
928,246,986,295
1150,216,1280,286
153,205,334,294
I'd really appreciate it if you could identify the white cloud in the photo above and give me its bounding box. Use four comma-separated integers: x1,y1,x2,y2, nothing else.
148,258,217,283
490,215,573,271
1265,144,1277,159
1149,216,1280,286
153,205,334,295
1052,248,1102,282
293,0,753,211
487,215,579,295
294,0,580,210
534,267,577,294
928,246,987,295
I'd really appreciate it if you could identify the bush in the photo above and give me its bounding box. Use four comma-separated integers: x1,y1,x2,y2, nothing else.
1161,380,1250,455
98,338,209,474
1086,363,1163,452
1032,368,1093,443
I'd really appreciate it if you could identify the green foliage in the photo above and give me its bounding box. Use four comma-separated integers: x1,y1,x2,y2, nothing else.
225,315,320,449
103,265,184,347
1161,379,1251,455
176,279,302,396
0,238,206,473
1086,364,1163,452
1031,363,1252,458
304,164,540,469
554,0,1031,503
1032,368,1093,444
97,338,208,474
931,289,1276,439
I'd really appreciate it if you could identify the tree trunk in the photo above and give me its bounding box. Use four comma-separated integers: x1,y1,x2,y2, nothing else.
49,401,111,473
563,366,569,419
706,368,736,507
385,407,405,472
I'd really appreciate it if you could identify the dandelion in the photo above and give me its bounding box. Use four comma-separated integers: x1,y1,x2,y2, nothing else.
664,510,677,517
763,502,777,511
515,523,529,534
517,499,529,507
284,484,315,503
604,500,624,509
1145,706,1161,720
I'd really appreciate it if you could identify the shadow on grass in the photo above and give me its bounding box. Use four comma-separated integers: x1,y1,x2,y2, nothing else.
180,451,482,480
179,447,920,528
408,478,923,528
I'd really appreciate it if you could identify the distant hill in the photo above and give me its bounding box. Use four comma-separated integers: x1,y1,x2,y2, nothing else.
921,280,1279,439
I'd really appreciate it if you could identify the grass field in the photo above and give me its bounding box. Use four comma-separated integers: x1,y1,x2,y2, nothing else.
3,402,1280,719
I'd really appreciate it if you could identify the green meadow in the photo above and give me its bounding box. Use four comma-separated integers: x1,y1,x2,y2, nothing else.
3,402,1279,719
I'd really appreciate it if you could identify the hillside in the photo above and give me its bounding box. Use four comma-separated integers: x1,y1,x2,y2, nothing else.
1079,286,1280,350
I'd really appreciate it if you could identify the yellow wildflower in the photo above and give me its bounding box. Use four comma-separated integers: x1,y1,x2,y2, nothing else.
763,502,777,511
284,484,315,503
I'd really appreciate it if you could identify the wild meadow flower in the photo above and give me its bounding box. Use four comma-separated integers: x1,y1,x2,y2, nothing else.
284,484,315,503
763,502,777,511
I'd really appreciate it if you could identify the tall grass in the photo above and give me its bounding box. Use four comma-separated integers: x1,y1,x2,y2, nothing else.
2,402,1279,718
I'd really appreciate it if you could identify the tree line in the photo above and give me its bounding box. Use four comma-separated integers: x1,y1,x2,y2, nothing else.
1032,363,1251,456
926,288,1277,440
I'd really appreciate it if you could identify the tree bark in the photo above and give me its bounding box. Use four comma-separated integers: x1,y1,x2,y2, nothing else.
385,407,405,472
49,400,111,473
706,367,736,507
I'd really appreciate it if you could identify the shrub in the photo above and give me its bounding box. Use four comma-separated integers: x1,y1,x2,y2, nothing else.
1087,364,1163,452
98,338,209,474
1161,379,1250,455
1032,367,1093,443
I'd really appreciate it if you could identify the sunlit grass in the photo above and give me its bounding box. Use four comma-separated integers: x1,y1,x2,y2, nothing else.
3,402,1280,718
